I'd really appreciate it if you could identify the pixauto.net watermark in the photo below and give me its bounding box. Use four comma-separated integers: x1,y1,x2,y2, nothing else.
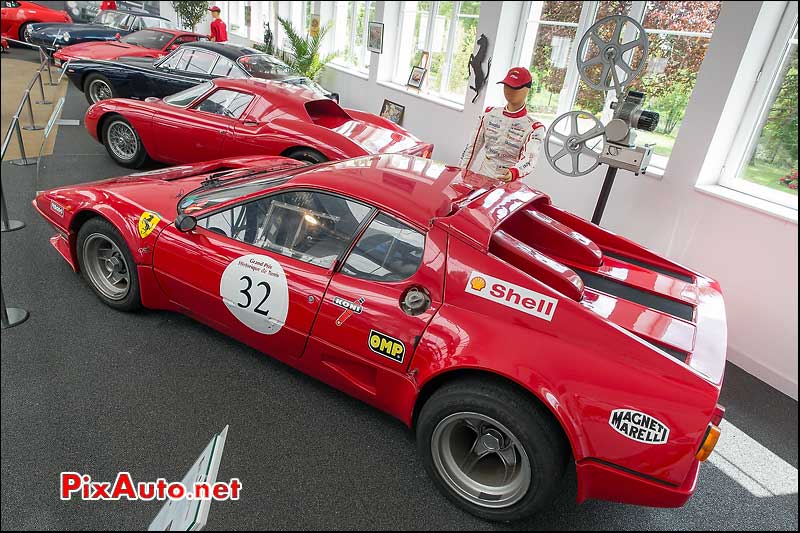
60,472,242,501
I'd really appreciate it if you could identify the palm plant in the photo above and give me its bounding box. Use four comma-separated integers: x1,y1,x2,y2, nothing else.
277,16,337,81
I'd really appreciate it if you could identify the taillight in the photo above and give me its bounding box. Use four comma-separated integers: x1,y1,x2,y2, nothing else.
696,424,721,461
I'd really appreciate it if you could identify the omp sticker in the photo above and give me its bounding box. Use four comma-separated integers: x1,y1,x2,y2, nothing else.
609,409,670,445
138,212,161,238
334,296,364,326
220,254,289,334
465,270,558,322
368,330,405,363
50,201,64,217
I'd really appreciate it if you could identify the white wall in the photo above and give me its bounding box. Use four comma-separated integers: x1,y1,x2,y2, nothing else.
319,1,798,399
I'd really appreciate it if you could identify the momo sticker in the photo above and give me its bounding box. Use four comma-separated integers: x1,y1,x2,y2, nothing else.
138,211,161,239
50,200,64,217
333,296,364,326
609,409,670,445
465,270,558,322
368,330,405,363
220,254,289,335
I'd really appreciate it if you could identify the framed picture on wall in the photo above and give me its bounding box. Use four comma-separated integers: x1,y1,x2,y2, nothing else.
380,99,405,125
407,66,427,89
367,21,384,53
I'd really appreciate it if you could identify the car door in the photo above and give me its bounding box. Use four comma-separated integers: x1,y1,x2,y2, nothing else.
152,86,254,163
152,189,374,360
307,212,446,373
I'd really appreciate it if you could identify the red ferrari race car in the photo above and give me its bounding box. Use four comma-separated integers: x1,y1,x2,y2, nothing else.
33,154,726,522
85,78,434,167
0,0,71,42
53,27,206,65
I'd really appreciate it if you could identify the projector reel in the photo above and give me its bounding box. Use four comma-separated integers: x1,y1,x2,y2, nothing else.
576,14,648,94
543,111,606,177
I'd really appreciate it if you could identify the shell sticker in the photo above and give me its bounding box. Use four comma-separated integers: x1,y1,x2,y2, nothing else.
138,211,161,238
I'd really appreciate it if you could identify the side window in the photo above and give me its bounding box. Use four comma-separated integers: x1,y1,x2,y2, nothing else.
341,213,425,282
158,49,183,70
195,89,255,118
182,50,217,74
210,56,237,77
198,191,372,268
130,17,145,31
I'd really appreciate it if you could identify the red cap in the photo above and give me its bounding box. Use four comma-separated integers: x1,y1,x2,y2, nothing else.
498,67,532,89
209,5,221,12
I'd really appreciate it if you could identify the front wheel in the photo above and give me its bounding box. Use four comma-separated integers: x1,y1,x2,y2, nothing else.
85,73,116,104
76,217,141,312
101,116,148,168
18,23,32,43
416,378,569,522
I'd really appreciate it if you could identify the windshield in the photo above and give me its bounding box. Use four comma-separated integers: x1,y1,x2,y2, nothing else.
94,10,131,29
236,54,295,78
163,81,212,106
141,16,175,29
121,29,172,49
178,166,312,214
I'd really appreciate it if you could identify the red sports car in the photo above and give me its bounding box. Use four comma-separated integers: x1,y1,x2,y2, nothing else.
53,28,206,65
0,0,71,42
85,78,434,167
33,154,726,522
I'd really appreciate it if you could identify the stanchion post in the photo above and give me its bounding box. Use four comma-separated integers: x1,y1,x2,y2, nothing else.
11,120,35,167
22,91,42,131
1,287,29,329
35,72,51,105
1,176,26,232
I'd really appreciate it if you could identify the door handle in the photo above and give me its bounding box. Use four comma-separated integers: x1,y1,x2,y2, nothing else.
219,130,228,135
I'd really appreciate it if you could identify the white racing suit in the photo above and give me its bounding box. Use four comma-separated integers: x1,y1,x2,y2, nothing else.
459,105,546,180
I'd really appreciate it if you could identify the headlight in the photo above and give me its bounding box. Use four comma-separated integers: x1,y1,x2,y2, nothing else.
61,32,71,42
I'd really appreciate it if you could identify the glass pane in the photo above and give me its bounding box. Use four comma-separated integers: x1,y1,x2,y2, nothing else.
739,44,798,196
196,90,255,119
163,81,212,106
184,51,216,74
527,23,578,123
402,1,433,82
540,0,582,23
342,213,425,282
427,1,454,93
444,1,481,98
642,0,719,33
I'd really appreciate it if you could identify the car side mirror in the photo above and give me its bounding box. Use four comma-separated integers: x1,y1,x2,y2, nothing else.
175,213,197,232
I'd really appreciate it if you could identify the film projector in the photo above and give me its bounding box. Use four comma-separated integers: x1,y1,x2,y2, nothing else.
543,15,659,224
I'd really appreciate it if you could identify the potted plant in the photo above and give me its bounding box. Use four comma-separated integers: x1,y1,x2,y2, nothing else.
276,15,337,81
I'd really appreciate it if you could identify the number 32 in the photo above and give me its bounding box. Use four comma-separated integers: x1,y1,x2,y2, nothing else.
237,275,272,316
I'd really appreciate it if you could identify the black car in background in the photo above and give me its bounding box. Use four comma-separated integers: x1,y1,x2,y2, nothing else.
65,41,338,104
27,8,173,52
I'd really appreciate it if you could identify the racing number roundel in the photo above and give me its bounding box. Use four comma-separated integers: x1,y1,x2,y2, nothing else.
220,254,289,334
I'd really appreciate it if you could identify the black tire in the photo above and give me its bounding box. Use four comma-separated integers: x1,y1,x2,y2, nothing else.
76,217,142,312
416,378,569,522
84,73,116,105
18,22,32,43
101,115,149,168
285,147,328,165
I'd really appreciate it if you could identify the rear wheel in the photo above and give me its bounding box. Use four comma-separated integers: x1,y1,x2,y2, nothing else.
285,147,328,165
85,73,116,105
76,218,141,312
416,378,569,522
102,116,148,168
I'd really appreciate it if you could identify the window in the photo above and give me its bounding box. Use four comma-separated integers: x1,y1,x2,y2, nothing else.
331,1,376,72
121,29,173,50
211,56,240,77
163,82,212,107
515,1,721,169
393,1,482,102
199,191,372,269
195,90,255,119
140,16,175,30
237,54,295,78
342,213,425,282
180,50,217,74
720,7,797,209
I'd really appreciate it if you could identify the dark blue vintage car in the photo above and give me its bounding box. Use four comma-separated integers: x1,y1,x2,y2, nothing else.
64,41,338,105
26,8,174,52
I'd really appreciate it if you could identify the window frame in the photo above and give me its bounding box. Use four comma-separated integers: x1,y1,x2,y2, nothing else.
512,1,717,172
330,0,375,73
191,88,257,120
392,1,481,102
718,5,798,210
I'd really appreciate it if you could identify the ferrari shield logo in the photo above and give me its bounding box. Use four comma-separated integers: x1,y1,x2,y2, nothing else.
138,211,161,239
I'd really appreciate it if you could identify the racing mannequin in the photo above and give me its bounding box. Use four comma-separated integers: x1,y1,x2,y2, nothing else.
460,67,545,182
